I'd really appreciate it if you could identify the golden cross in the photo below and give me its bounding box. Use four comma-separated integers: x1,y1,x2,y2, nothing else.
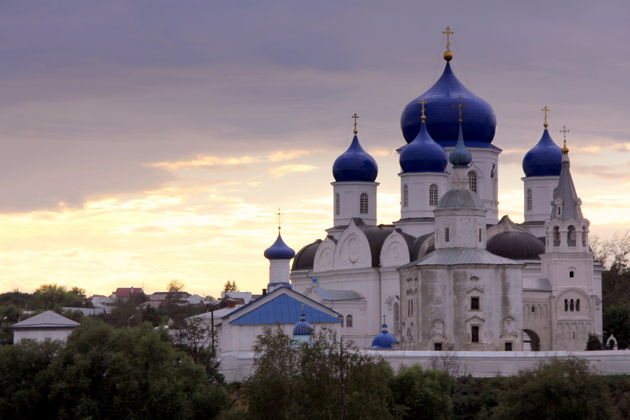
560,125,570,152
352,113,360,134
442,26,454,52
276,208,282,232
452,95,467,122
418,99,428,121
541,106,550,128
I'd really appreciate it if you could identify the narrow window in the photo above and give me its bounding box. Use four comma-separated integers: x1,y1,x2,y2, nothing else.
570,299,574,312
403,185,409,207
576,299,580,312
471,325,480,343
340,316,344,327
553,226,561,246
359,193,368,214
526,188,532,210
434,342,443,351
429,184,438,206
569,271,574,278
531,306,535,313
468,172,477,193
564,299,568,311
567,225,576,246
557,205,562,216
478,228,482,243
335,193,340,215
394,302,400,333
410,299,414,316
346,314,353,328
505,342,513,351
582,226,587,247
445,227,450,243
471,297,480,310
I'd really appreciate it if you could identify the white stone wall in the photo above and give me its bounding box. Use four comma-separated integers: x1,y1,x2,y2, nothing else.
13,328,75,343
522,175,559,235
399,172,448,220
332,182,378,226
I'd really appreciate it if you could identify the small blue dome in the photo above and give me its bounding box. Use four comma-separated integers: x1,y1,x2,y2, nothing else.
522,128,562,177
449,123,472,167
400,62,496,147
399,121,447,173
370,323,398,349
264,233,296,260
293,312,313,336
332,134,378,182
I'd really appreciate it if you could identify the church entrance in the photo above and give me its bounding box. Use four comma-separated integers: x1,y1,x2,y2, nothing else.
522,329,540,351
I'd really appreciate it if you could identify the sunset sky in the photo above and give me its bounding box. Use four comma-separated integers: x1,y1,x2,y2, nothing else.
0,1,629,298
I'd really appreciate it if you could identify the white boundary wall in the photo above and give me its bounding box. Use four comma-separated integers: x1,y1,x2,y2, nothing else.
220,350,630,382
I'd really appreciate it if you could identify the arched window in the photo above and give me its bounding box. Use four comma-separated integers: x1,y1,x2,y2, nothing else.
359,193,368,214
567,225,576,246
553,226,561,246
569,270,575,278
345,314,353,328
557,205,562,216
564,299,568,311
526,189,532,210
468,172,477,192
335,193,340,215
403,185,408,207
570,299,575,312
445,227,450,243
478,228,482,243
429,184,438,206
576,299,581,312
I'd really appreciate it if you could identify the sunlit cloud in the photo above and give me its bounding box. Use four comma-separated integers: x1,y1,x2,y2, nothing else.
150,149,316,171
269,164,317,178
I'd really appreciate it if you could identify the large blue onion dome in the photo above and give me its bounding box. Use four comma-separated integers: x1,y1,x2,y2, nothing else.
370,323,398,349
400,62,496,147
400,119,447,173
332,133,378,182
264,233,296,260
449,122,472,167
522,128,562,177
293,312,313,336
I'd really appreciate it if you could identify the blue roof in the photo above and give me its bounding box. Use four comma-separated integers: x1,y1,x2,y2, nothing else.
399,121,447,173
229,293,341,325
449,122,472,167
332,134,378,182
264,233,296,260
522,128,562,177
400,62,496,148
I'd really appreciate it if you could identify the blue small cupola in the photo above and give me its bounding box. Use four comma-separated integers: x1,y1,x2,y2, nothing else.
400,30,496,148
292,311,313,344
399,104,448,173
370,317,398,349
264,232,296,260
522,113,562,177
449,119,472,168
332,121,378,182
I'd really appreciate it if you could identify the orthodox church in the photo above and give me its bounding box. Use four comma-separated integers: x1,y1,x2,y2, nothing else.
248,30,602,353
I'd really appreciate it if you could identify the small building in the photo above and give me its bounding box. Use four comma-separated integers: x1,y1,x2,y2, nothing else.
11,311,80,344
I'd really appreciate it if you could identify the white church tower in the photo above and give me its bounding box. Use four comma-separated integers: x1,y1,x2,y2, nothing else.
330,115,379,238
264,227,296,293
521,108,562,237
541,140,602,350
395,101,449,237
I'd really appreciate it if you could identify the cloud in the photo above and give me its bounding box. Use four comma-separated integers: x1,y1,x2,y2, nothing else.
151,149,315,171
269,164,317,178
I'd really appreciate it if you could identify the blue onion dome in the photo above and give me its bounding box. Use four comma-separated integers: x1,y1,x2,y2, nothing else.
332,133,378,182
370,323,398,349
449,122,472,167
293,312,313,336
400,119,447,173
400,62,496,147
263,233,296,260
522,128,562,177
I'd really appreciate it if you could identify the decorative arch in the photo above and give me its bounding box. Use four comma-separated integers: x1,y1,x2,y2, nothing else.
380,230,411,268
523,329,540,351
333,220,372,269
313,238,336,272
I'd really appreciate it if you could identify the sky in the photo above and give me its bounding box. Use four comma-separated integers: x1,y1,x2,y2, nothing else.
0,1,629,298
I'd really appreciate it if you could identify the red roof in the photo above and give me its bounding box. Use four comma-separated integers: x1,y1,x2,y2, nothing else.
114,287,144,297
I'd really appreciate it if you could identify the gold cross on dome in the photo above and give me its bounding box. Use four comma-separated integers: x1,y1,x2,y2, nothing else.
541,106,551,128
452,95,467,122
276,208,282,232
442,26,454,52
418,99,428,121
560,125,570,152
351,113,360,134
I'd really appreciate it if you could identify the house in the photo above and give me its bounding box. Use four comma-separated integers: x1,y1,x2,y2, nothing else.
11,311,79,343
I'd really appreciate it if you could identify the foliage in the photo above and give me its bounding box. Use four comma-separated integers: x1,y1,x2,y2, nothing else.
587,333,603,350
245,327,393,420
389,365,455,420
489,358,611,420
604,305,630,349
32,283,86,310
0,290,34,308
223,281,238,293
172,316,222,382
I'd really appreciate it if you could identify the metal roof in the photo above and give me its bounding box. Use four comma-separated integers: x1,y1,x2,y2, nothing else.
402,248,522,268
523,277,552,292
12,310,79,330
314,287,363,301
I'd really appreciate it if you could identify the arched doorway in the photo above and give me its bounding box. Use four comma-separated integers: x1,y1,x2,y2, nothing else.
522,329,541,351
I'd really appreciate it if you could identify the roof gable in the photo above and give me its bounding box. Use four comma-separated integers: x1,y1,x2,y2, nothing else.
12,310,80,329
229,291,341,325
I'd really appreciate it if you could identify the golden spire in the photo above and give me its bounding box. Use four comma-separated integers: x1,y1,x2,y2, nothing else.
452,95,467,122
442,26,454,61
352,113,360,134
419,99,428,122
560,125,570,153
541,105,550,128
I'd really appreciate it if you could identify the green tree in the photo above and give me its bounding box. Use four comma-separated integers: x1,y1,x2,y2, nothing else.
490,358,610,420
245,327,393,420
47,318,228,419
32,284,86,309
389,365,455,420
223,281,238,294
172,316,222,382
